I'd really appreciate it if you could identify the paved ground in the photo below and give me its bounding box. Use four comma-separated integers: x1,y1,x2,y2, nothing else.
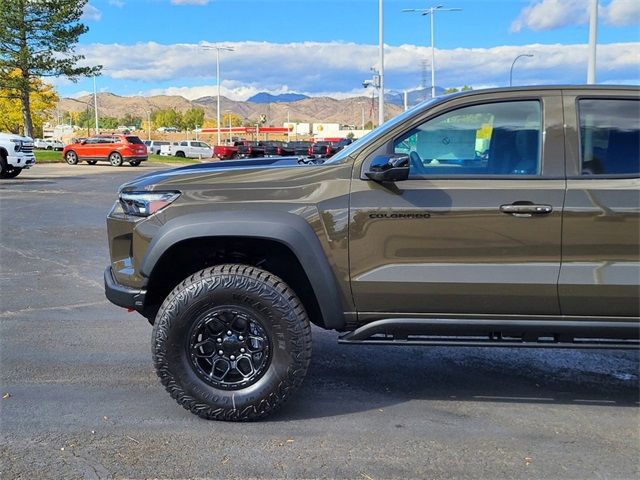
1,163,639,480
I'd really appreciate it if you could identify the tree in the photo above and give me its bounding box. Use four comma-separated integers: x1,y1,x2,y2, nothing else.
0,0,101,137
0,70,58,135
152,108,183,129
182,108,205,131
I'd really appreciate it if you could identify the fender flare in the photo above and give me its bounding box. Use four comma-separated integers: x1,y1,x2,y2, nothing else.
140,210,345,329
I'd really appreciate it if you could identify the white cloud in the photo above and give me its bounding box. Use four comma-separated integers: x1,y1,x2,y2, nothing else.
511,0,588,32
82,3,102,21
70,40,639,100
171,0,210,5
108,0,125,7
602,0,640,26
511,0,640,32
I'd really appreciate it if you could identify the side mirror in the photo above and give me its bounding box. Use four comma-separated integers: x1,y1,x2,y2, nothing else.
80,140,87,145
365,154,410,182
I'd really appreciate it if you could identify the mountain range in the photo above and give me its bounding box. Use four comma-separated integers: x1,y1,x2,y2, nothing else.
57,92,408,127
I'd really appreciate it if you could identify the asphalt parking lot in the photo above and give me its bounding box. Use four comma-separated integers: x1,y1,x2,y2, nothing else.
1,163,639,479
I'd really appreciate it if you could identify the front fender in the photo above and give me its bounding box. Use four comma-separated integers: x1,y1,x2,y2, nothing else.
140,210,345,329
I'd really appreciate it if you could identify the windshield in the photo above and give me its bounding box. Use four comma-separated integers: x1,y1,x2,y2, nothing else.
323,98,439,164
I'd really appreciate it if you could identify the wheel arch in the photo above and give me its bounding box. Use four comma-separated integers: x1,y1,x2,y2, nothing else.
141,212,345,330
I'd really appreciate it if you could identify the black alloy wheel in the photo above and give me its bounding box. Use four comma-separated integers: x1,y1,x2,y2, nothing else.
188,308,271,390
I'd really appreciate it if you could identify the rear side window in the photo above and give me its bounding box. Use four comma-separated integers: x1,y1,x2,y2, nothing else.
579,99,640,175
126,136,143,144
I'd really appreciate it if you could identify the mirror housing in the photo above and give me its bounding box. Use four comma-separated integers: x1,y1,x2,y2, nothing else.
365,154,410,182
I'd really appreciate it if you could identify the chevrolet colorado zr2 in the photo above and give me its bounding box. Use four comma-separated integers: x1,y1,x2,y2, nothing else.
104,86,640,421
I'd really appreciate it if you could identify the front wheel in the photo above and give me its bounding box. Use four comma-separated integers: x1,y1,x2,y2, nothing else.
109,152,123,166
0,165,22,178
65,151,79,165
152,264,312,421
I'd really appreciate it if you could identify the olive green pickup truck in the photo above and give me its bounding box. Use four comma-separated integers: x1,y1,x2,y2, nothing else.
105,86,639,421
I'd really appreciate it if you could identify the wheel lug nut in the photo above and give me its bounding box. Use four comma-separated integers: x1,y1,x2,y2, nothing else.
238,335,244,340
218,350,224,355
240,348,245,353
230,355,235,360
227,330,232,336
217,338,222,343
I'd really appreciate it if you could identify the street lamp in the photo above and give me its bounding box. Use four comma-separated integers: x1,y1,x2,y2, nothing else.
378,0,384,127
93,75,99,134
509,54,533,87
202,44,234,147
403,5,462,99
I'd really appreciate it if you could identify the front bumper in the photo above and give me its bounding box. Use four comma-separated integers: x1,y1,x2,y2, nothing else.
104,267,146,310
7,154,36,169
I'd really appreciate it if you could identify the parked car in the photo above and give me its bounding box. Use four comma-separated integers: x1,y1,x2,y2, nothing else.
104,85,639,421
310,138,353,158
213,141,245,160
236,141,268,159
285,140,312,157
63,134,148,166
160,140,213,159
34,138,64,150
144,140,170,155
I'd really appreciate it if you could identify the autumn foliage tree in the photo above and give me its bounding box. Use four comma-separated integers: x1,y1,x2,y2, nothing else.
0,69,58,135
0,0,100,137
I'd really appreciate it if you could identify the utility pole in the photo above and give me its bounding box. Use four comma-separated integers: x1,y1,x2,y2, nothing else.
202,44,234,146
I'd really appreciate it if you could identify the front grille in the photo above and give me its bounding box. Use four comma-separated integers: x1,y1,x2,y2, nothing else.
21,144,34,154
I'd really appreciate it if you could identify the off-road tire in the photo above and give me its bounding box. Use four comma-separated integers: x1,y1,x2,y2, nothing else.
65,150,79,165
109,152,124,166
152,264,312,421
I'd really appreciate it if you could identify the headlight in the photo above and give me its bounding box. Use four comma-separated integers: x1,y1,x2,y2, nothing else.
119,191,180,217
10,139,23,152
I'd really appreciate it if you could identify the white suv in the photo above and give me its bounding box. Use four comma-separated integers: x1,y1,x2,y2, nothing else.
160,140,212,158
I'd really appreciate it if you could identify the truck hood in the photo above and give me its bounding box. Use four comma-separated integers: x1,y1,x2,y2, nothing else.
0,132,33,142
120,156,320,191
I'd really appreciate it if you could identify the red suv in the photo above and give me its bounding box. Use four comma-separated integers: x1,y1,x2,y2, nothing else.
63,135,148,167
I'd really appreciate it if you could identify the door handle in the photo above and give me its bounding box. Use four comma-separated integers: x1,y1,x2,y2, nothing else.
500,203,553,217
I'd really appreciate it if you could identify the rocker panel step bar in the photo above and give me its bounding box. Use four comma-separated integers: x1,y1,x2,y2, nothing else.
338,318,640,349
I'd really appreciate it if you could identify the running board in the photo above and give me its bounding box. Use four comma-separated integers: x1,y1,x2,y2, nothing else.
338,318,640,350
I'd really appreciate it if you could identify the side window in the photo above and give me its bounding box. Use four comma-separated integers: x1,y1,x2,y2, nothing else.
579,99,640,176
394,101,542,177
180,141,188,147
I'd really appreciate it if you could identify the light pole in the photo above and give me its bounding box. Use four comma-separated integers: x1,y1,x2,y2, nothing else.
202,44,234,147
403,5,461,99
509,54,533,87
93,75,99,134
587,0,598,84
378,0,384,126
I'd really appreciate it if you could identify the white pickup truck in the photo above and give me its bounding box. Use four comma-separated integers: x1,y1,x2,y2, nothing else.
160,140,213,159
0,132,36,179
34,138,64,150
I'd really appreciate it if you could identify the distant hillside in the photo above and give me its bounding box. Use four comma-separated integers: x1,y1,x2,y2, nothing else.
58,92,405,127
247,92,309,103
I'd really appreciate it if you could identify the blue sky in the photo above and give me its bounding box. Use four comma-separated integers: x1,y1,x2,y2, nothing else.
56,0,640,100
